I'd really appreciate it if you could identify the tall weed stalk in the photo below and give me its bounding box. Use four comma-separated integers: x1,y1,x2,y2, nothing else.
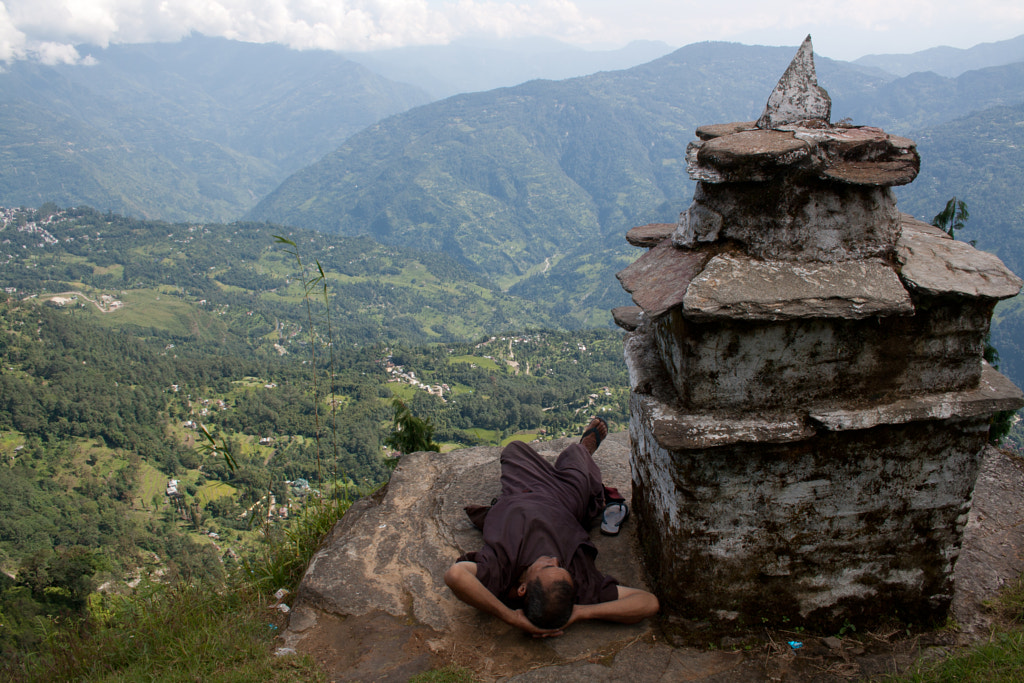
239,237,355,595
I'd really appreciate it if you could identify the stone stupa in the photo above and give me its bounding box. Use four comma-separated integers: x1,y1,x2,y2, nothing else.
612,37,1024,631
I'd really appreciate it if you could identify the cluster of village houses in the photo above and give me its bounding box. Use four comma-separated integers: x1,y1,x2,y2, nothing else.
381,358,451,400
45,292,124,311
0,206,62,246
163,477,317,565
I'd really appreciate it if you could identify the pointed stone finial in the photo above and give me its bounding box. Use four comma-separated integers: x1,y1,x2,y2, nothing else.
756,35,831,129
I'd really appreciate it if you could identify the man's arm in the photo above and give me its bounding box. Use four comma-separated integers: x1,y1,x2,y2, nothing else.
444,561,564,637
567,585,659,626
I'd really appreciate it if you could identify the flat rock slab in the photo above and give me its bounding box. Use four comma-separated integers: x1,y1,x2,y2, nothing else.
683,254,913,321
810,364,1024,431
897,220,1022,299
283,434,657,680
953,446,1024,634
632,391,816,450
611,305,643,331
616,241,710,319
695,130,812,181
696,121,756,141
626,223,676,248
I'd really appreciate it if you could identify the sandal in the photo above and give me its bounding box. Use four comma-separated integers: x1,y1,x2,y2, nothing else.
600,501,629,536
580,416,608,452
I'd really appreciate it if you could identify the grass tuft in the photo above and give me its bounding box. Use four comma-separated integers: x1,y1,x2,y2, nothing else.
243,495,352,595
886,572,1024,682
4,581,325,682
408,665,479,683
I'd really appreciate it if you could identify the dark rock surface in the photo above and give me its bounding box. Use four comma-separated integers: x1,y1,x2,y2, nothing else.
625,223,676,248
615,241,710,319
610,305,643,331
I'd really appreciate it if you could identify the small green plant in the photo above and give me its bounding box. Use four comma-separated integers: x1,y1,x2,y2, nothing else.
384,398,441,456
838,619,857,636
408,665,478,683
932,196,970,240
243,494,353,595
196,422,237,471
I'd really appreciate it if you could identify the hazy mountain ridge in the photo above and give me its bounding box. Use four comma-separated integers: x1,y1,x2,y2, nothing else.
248,41,1024,284
0,36,431,222
345,36,676,99
249,43,891,283
837,61,1024,134
854,33,1024,77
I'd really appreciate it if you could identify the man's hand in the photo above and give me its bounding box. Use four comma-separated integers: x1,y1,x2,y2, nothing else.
507,609,564,638
446,562,563,637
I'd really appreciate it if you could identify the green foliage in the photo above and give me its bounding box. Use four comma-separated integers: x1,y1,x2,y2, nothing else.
1,580,325,682
408,665,479,683
196,422,238,471
384,399,441,455
886,573,1024,683
932,196,970,239
243,496,353,595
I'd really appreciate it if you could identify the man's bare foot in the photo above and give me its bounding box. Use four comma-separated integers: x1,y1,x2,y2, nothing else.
580,417,608,455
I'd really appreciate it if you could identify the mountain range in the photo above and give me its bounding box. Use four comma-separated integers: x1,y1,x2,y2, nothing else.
0,36,430,222
3,33,1024,383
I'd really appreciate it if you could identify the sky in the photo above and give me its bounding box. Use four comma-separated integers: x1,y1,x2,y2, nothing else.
1,0,1023,66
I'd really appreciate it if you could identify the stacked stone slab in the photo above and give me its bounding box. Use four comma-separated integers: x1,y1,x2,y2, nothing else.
613,36,1024,631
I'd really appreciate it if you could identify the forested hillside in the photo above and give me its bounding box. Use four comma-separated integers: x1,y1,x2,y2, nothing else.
0,36,429,222
0,204,628,554
248,43,894,285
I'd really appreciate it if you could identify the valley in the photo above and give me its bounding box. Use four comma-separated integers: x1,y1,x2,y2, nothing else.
2,31,1024,679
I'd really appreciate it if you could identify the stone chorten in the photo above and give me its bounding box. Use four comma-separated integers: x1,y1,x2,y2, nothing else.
613,37,1024,630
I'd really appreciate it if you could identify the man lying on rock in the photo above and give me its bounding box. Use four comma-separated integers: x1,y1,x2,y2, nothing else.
444,417,659,637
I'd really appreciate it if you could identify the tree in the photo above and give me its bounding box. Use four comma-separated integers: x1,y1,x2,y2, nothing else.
384,399,440,455
932,196,970,240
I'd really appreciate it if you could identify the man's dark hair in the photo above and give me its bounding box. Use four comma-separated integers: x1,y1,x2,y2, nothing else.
524,578,574,629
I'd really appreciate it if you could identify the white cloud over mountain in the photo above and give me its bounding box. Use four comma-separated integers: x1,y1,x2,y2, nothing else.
0,0,1022,65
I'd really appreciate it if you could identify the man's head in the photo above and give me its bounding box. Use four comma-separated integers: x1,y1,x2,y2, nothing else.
517,556,574,629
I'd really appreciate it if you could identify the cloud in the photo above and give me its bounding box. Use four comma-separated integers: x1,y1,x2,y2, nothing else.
0,0,1023,65
0,3,28,61
0,0,607,62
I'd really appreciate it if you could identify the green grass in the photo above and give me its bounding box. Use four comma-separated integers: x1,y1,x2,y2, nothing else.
2,582,325,682
92,264,124,279
137,459,170,508
500,431,543,446
195,481,237,505
463,427,500,443
388,383,418,401
409,665,479,683
83,287,210,337
1,488,357,682
887,574,1024,682
243,496,354,595
450,355,500,371
891,632,1024,682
